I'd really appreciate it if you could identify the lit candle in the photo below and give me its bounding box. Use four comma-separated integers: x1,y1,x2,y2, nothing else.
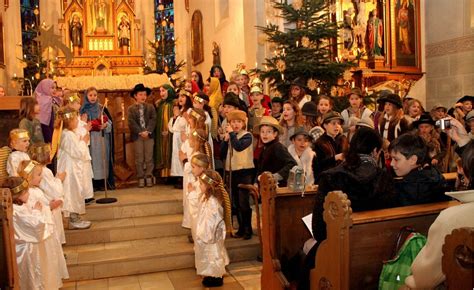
121,101,125,121
266,20,269,26
317,87,320,95
13,73,16,78
335,57,339,63
281,73,285,81
296,40,299,47
255,61,258,68
351,82,355,88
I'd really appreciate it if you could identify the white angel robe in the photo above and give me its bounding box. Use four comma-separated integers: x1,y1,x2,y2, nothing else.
6,151,30,177
168,115,187,177
57,129,91,216
39,167,66,244
187,177,202,240
13,202,46,290
74,117,94,199
28,187,69,288
194,195,229,278
288,144,316,186
180,140,194,228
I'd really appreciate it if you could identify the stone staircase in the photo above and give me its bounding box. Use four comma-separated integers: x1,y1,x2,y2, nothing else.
63,186,260,282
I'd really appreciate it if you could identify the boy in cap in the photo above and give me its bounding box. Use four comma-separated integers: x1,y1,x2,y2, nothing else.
221,110,254,239
128,84,157,187
254,116,297,186
288,128,315,186
341,87,373,140
312,112,349,182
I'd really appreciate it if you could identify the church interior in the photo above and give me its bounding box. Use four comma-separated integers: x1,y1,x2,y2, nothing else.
0,0,473,289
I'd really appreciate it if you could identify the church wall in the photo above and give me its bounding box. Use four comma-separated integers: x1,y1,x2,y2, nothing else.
136,0,155,64
40,0,62,34
185,0,259,79
425,0,474,110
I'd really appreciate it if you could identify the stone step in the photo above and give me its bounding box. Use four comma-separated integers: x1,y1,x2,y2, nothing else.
64,235,260,282
65,214,188,246
83,186,183,221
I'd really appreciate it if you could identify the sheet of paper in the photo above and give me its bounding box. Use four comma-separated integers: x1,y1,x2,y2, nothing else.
302,213,313,238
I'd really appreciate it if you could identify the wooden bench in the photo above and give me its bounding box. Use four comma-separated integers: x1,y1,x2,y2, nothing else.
0,188,19,290
258,172,459,290
260,172,318,290
310,191,459,290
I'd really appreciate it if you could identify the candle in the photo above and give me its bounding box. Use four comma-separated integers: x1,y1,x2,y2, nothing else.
317,87,320,95
351,82,355,88
296,40,299,47
13,73,16,78
281,73,285,81
365,87,369,94
282,48,285,56
335,57,339,63
121,101,125,121
266,20,269,26
255,61,258,68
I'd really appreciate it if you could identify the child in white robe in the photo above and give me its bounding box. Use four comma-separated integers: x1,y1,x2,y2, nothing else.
29,142,67,244
195,169,231,287
169,100,187,179
187,153,211,239
287,128,316,187
63,93,94,201
57,108,92,229
18,160,69,289
5,176,45,290
6,129,31,177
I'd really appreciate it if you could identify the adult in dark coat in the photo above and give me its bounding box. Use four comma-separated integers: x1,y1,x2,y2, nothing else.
299,127,398,290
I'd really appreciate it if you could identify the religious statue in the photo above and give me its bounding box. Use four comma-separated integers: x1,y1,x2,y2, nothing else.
212,41,220,66
118,15,131,54
397,0,412,54
343,8,354,50
354,0,367,50
69,14,83,48
93,0,108,34
366,9,383,57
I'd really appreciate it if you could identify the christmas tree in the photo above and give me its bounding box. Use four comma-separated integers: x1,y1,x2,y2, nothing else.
260,0,354,98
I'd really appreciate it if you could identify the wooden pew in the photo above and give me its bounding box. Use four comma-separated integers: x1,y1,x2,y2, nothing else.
0,188,19,290
310,191,459,290
442,227,474,289
260,172,318,290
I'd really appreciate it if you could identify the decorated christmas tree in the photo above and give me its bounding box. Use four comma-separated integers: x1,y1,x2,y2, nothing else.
260,0,354,98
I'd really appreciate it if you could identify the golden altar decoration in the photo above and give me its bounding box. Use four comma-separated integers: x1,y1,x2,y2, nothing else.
56,0,143,76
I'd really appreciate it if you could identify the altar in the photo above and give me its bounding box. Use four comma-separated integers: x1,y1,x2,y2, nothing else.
56,0,144,76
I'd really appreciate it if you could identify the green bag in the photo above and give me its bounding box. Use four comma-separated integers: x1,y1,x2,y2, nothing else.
378,229,427,290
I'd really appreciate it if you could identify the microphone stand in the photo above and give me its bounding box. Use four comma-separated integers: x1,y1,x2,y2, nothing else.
96,98,117,204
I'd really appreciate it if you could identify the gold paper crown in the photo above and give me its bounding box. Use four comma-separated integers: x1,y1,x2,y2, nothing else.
189,109,204,120
67,93,81,104
10,130,30,141
30,144,50,154
200,173,216,185
10,179,29,195
192,130,207,141
22,160,40,175
191,155,209,168
61,110,78,120
179,90,192,98
193,93,205,104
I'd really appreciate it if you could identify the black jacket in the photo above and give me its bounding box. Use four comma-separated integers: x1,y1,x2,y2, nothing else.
256,139,297,186
312,133,349,182
394,166,449,206
312,158,398,243
127,103,157,141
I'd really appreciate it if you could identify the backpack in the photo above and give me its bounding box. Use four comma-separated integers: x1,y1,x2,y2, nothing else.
378,228,427,290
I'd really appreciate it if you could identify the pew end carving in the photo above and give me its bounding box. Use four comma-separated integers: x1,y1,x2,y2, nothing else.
442,227,474,289
1,188,18,290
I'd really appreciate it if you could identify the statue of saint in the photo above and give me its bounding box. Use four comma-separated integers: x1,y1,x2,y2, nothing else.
343,8,354,50
118,16,131,48
69,14,83,48
93,0,108,34
397,0,412,54
366,9,383,57
212,41,220,66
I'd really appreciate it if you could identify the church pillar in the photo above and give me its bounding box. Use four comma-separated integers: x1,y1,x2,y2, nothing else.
3,1,23,95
